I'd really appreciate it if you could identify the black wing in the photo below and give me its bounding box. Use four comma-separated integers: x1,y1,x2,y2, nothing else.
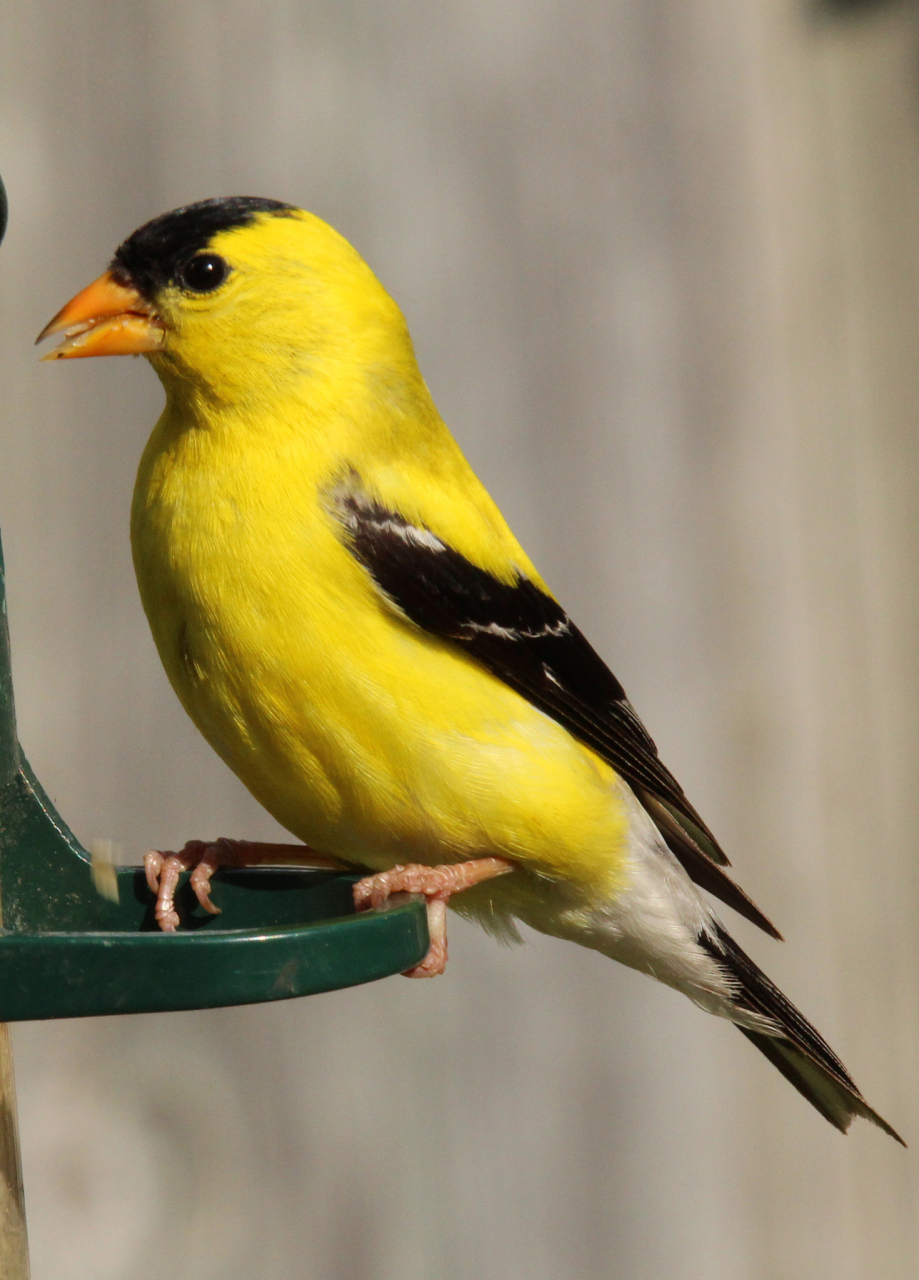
334,491,780,939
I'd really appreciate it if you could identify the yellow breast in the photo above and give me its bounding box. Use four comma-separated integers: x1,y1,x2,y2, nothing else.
131,399,629,902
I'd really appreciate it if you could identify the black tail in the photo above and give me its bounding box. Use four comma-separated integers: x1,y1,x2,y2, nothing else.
699,923,904,1144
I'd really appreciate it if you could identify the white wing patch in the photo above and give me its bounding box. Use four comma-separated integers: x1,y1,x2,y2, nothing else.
464,618,571,641
336,497,448,554
391,522,447,553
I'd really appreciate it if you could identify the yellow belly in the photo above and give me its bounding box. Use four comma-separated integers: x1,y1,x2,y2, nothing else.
131,417,629,904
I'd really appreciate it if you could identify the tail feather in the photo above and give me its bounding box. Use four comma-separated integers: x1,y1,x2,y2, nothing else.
700,922,904,1144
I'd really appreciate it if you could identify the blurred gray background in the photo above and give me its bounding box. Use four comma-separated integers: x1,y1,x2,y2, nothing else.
1,1,918,1276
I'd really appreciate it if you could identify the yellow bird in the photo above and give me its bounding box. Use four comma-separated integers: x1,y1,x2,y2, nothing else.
39,197,900,1141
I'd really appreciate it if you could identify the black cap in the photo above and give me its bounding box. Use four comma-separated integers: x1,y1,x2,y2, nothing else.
110,196,296,299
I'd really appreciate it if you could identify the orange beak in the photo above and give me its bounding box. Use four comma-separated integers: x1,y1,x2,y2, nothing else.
36,271,165,359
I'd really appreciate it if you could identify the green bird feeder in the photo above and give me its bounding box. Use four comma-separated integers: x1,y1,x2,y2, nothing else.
0,170,428,1277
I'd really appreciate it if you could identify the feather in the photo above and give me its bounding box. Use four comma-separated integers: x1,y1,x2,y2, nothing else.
699,923,904,1143
335,489,781,937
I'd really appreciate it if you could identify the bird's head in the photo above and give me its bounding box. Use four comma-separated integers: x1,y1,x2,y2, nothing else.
38,197,415,409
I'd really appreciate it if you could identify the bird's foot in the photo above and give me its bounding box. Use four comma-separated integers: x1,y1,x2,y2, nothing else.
352,857,514,977
144,839,348,932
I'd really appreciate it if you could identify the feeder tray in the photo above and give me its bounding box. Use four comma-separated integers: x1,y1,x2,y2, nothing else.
0,181,428,1024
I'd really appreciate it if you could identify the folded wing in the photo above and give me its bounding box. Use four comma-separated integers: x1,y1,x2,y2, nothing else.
334,489,780,940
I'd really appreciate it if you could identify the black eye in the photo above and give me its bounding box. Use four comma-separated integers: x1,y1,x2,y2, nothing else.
179,253,230,293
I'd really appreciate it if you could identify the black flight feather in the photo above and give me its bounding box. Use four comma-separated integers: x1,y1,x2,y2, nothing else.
334,490,780,938
699,923,903,1142
638,792,781,939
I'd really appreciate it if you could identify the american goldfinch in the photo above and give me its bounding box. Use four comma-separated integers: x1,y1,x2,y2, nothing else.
39,197,900,1141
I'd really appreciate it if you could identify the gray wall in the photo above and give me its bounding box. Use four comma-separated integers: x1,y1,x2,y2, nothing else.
1,2,917,1277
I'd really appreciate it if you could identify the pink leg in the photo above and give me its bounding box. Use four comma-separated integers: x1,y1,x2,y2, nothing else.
144,839,349,932
352,857,514,977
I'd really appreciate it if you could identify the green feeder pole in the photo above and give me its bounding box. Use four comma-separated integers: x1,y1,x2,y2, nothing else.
0,171,429,1275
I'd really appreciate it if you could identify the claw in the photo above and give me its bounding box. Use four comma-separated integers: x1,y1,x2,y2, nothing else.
189,850,223,916
144,840,212,930
352,857,513,977
144,851,163,896
142,838,348,932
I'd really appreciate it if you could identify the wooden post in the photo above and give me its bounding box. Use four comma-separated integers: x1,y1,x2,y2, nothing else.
0,1023,28,1278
